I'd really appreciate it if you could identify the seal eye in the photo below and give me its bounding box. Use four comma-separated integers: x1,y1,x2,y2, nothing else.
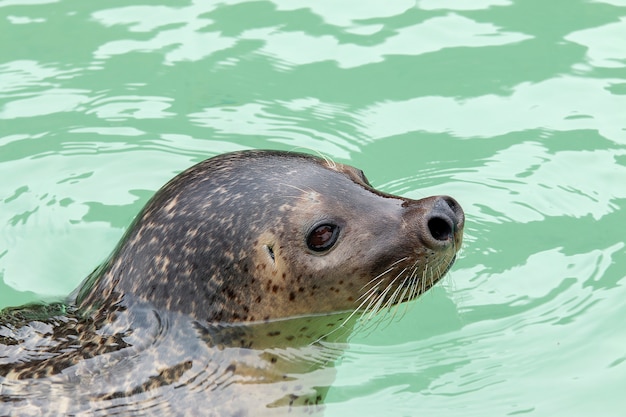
307,224,340,252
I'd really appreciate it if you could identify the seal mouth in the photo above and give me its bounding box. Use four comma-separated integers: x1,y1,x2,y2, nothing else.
358,252,460,314
441,254,457,276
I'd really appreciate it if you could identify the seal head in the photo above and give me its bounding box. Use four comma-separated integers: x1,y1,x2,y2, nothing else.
77,150,464,323
1,150,464,415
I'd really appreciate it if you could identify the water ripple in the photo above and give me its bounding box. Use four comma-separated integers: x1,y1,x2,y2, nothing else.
1,0,625,415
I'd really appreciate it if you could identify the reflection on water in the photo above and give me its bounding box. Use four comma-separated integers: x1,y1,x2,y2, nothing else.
1,0,626,416
0,304,352,416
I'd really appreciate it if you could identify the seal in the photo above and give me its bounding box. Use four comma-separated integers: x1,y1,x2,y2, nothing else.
0,150,464,416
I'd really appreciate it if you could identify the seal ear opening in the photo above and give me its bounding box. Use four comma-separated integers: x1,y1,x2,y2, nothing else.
265,244,275,262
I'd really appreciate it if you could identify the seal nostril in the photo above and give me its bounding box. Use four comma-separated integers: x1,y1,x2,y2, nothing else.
444,197,457,213
428,217,453,241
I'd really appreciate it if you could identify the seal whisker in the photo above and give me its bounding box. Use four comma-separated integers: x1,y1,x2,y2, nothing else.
378,265,428,326
360,285,385,320
379,268,411,315
360,281,392,324
281,183,316,194
358,257,408,294
318,152,337,170
342,279,386,327
364,269,404,322
359,267,395,293
356,268,395,303
343,250,456,333
388,269,418,322
421,264,430,296
328,283,383,340
355,285,382,315
387,268,420,324
288,147,337,170
361,272,405,331
404,265,421,300
312,316,356,344
279,183,318,197
408,264,424,304
281,194,317,202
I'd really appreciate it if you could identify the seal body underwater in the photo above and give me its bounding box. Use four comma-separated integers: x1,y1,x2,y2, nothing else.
0,150,464,416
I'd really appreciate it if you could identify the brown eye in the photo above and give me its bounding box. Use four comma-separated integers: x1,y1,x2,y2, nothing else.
307,224,340,252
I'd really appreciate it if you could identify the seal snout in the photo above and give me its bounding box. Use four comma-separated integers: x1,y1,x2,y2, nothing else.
424,196,464,248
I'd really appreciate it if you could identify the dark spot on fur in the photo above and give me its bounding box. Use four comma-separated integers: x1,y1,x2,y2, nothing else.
289,292,295,301
267,331,280,337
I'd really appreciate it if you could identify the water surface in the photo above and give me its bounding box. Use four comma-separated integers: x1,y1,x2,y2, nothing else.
1,0,625,416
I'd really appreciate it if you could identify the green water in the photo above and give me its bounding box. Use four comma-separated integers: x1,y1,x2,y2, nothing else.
1,0,625,415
